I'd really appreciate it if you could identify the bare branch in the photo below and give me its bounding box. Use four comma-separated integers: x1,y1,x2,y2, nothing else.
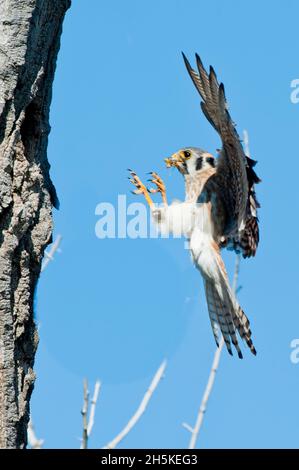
27,419,44,449
182,422,194,433
79,380,101,449
41,234,62,272
103,359,167,449
81,379,89,450
232,254,241,294
87,380,101,437
184,255,240,449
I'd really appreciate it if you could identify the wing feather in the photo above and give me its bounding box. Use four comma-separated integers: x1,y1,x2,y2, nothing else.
183,52,260,254
182,52,207,100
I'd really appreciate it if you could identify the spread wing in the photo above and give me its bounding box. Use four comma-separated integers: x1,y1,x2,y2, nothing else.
182,52,260,257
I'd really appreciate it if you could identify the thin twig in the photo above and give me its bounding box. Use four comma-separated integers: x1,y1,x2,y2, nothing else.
231,254,240,294
80,380,101,449
103,359,167,449
41,234,62,272
27,419,44,449
81,379,89,449
183,255,240,449
87,380,101,436
243,129,251,158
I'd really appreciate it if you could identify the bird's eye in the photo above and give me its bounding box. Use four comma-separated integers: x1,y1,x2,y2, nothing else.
184,150,191,158
207,157,215,167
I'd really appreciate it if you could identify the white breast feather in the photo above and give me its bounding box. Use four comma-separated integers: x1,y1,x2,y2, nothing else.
151,201,198,238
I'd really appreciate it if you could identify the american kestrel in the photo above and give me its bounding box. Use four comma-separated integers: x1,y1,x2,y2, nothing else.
129,54,260,358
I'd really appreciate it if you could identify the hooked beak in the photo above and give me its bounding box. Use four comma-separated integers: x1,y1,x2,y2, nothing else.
164,151,185,169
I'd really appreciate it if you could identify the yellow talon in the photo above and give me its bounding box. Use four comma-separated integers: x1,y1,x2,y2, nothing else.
128,169,154,207
148,172,167,205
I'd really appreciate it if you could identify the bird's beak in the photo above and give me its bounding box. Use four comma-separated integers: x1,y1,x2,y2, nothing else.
164,151,184,169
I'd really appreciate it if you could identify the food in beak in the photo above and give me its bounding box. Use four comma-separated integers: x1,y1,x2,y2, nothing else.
164,157,173,168
164,153,182,168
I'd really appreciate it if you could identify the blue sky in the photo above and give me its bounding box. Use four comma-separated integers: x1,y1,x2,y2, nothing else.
32,0,299,448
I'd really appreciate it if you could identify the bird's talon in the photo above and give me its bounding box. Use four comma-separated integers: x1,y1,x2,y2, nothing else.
146,171,167,205
127,169,154,207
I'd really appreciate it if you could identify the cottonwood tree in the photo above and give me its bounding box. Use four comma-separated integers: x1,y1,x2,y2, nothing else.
0,0,70,448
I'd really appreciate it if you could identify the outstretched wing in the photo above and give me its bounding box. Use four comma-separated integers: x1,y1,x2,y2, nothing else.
182,53,260,256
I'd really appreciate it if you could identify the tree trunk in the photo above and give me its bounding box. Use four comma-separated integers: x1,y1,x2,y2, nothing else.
0,0,71,448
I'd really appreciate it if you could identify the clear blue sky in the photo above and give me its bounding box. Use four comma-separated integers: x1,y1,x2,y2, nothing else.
32,0,299,448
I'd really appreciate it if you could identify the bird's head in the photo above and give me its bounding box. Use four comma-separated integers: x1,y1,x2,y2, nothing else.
164,147,215,176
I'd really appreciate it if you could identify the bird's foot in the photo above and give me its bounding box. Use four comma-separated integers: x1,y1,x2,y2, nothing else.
128,169,153,207
147,172,168,205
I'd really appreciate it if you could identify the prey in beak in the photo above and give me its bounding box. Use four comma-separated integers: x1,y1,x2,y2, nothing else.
164,150,191,174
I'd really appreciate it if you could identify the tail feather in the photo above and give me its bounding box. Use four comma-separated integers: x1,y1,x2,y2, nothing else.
190,228,256,358
205,280,243,358
233,305,257,355
204,280,221,348
201,242,256,357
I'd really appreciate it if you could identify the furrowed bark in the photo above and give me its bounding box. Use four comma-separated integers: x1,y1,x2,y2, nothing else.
0,0,71,448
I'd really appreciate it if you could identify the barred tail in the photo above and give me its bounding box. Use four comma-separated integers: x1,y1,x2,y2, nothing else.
204,279,256,358
205,279,243,358
200,240,256,357
191,229,256,357
232,304,257,355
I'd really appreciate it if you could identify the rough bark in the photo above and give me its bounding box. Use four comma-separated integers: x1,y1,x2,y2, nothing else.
0,0,71,448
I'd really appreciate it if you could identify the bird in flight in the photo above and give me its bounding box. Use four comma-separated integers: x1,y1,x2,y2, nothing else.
128,53,260,358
